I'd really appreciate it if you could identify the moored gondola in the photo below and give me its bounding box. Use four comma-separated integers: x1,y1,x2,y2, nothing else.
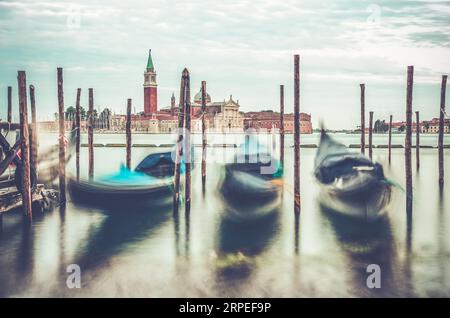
219,139,282,221
68,164,173,209
314,130,392,220
135,147,194,178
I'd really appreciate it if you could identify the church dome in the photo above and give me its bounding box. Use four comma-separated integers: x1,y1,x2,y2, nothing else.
193,87,211,104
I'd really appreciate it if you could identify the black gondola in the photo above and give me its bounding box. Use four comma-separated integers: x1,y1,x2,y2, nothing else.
135,147,194,178
68,165,173,210
314,130,392,220
135,151,175,177
219,139,282,221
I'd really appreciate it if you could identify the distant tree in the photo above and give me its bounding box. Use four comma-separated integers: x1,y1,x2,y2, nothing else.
100,108,112,130
374,119,389,133
79,106,87,121
65,106,87,121
398,125,406,132
65,106,76,121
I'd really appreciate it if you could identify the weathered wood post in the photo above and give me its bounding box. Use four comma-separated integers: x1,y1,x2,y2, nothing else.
388,115,393,164
7,86,12,124
184,69,192,212
29,85,38,176
294,54,301,215
415,111,420,170
18,71,32,218
173,71,186,210
126,98,132,169
369,111,373,160
405,66,414,215
88,88,94,181
360,84,366,154
280,84,285,171
438,75,447,186
57,68,66,204
201,81,207,186
75,88,81,181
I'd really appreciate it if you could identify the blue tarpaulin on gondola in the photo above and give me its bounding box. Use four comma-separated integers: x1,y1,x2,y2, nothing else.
96,164,161,185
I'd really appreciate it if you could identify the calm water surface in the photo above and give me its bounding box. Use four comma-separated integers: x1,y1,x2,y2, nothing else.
0,133,449,297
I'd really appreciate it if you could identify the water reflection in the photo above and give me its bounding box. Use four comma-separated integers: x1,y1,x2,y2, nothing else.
71,204,171,275
321,206,400,297
0,212,34,297
294,212,300,254
214,210,280,281
1,141,450,297
185,205,190,257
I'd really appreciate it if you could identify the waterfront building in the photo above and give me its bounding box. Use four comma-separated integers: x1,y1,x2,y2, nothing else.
243,110,312,134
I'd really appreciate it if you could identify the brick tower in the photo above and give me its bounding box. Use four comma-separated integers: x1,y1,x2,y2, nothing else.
143,49,157,115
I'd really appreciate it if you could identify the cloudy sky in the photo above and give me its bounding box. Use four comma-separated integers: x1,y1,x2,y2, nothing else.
0,0,449,129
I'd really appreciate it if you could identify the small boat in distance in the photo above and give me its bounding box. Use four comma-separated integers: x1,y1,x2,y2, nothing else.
314,130,392,220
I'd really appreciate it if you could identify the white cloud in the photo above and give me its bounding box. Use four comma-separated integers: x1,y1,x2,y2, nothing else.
0,0,448,128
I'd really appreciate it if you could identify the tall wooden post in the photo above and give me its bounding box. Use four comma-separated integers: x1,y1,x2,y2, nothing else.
294,55,301,215
29,85,38,176
201,81,207,186
7,86,12,124
57,68,66,204
17,71,32,218
126,98,132,169
415,111,420,170
405,66,414,215
438,75,447,186
369,111,373,160
280,84,285,170
88,88,94,181
360,84,366,154
173,71,186,210
184,69,192,212
75,88,81,181
388,115,393,164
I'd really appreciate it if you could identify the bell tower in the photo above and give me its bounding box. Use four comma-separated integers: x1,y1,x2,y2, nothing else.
143,49,157,115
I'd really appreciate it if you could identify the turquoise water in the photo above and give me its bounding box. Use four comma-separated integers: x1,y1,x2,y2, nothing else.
0,133,449,297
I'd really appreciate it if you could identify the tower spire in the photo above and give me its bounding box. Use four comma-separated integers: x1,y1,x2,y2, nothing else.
146,49,154,72
143,49,157,114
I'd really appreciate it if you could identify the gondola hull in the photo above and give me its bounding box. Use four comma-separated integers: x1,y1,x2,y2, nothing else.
319,179,391,220
69,178,173,210
219,165,282,221
314,131,392,220
68,165,173,210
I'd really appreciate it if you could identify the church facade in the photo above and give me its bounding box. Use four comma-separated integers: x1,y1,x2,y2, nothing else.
114,50,311,134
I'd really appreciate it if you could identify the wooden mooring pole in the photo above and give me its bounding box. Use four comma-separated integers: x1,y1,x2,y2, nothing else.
75,88,81,181
405,66,414,215
88,88,94,181
29,85,38,176
280,84,285,170
173,71,186,210
369,111,373,160
201,81,207,187
126,98,132,169
415,111,420,170
184,69,192,212
294,55,301,215
360,84,366,154
57,68,66,204
438,75,447,187
7,86,12,124
388,115,393,164
18,71,32,218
